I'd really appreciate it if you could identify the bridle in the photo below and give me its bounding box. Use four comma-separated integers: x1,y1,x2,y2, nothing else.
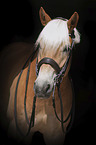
36,31,75,133
14,19,75,138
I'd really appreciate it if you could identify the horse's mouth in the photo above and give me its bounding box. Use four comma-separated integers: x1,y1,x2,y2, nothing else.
36,92,51,99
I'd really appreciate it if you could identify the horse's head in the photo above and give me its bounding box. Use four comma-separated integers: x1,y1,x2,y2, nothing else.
34,7,80,99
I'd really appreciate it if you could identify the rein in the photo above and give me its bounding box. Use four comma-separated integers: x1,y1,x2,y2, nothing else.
14,26,75,137
14,46,39,136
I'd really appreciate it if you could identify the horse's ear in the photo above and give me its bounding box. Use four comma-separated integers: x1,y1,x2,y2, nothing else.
39,7,51,26
67,12,79,33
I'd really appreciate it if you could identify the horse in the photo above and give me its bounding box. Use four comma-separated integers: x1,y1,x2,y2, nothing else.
7,7,80,145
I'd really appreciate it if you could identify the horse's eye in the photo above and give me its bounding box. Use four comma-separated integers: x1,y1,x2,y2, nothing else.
63,47,67,52
37,43,41,50
63,46,70,52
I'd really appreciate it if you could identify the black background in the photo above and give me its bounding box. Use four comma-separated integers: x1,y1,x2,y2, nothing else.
0,0,96,145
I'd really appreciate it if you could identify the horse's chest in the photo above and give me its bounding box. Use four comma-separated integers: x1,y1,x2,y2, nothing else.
35,111,48,125
34,102,60,132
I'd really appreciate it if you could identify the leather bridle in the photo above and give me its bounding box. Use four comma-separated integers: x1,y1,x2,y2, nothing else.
14,20,75,137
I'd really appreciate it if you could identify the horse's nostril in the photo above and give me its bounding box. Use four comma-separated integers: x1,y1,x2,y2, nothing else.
45,84,50,93
34,81,51,96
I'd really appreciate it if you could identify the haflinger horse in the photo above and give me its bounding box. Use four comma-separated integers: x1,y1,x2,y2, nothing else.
7,7,80,145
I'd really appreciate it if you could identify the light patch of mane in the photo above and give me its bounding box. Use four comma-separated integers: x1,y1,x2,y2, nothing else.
36,19,80,52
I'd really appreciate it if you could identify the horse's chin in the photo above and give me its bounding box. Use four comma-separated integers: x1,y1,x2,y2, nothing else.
36,92,51,99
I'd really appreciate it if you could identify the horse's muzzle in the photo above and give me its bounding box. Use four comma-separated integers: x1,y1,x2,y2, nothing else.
34,82,52,99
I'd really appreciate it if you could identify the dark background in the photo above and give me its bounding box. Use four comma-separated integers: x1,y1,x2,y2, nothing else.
0,0,96,145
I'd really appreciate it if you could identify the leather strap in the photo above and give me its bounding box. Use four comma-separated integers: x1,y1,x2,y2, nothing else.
37,57,61,74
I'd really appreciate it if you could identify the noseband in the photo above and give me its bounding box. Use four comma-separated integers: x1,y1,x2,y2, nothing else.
14,21,75,137
37,57,61,74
